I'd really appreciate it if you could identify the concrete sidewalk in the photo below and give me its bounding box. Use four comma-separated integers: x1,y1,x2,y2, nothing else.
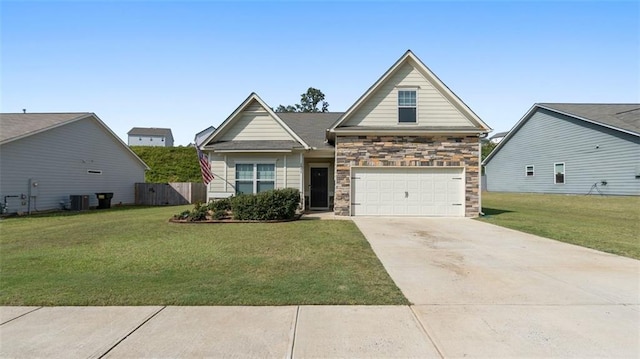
0,305,441,358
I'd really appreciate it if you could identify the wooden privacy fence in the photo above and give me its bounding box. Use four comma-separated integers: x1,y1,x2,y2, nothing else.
135,182,206,205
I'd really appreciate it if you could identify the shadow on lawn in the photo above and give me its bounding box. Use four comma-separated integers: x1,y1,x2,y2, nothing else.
481,207,514,216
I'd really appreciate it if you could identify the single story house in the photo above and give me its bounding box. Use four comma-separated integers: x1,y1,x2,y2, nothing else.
483,103,640,196
127,127,174,147
0,113,149,214
199,50,492,217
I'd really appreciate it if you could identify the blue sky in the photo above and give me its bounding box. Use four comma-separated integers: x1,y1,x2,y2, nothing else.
2,1,639,145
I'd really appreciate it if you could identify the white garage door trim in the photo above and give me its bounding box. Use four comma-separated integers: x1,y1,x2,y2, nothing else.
351,166,465,217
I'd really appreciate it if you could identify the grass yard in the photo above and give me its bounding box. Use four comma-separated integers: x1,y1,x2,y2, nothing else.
0,206,408,306
479,192,640,259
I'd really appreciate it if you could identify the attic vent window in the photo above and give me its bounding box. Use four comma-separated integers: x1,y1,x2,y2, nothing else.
398,90,417,123
87,170,103,175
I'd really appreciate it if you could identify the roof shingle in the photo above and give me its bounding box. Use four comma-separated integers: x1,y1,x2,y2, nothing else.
276,112,343,149
127,127,173,137
539,103,640,135
0,113,92,144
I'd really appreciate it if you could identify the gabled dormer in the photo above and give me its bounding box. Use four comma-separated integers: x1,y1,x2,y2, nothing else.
201,93,309,152
329,50,491,137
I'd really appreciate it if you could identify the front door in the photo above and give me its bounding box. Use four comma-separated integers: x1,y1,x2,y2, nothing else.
310,167,329,209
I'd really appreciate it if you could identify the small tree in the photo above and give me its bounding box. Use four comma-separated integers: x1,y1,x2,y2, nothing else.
481,141,497,161
276,87,329,113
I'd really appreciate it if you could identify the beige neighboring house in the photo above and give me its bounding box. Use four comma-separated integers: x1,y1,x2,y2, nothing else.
199,50,491,217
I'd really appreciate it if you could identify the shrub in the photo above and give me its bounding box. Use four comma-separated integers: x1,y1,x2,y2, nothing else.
172,188,301,221
207,197,231,212
231,188,300,221
187,202,208,222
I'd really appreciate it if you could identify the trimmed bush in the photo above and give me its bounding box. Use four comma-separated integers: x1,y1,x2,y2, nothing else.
173,188,300,222
207,197,231,212
231,188,300,221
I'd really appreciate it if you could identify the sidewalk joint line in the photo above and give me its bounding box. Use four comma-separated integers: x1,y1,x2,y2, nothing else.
98,306,166,359
409,305,445,359
287,306,300,359
0,307,43,326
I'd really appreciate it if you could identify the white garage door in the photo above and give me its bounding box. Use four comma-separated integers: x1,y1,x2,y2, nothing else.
351,167,465,216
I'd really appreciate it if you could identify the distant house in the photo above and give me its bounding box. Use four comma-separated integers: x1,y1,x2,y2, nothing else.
483,104,640,196
199,50,492,217
0,113,149,214
194,126,215,147
127,127,174,147
488,131,508,144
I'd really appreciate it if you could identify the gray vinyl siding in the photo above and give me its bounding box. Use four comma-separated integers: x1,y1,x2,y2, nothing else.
0,118,146,213
343,62,474,128
207,152,302,199
485,109,640,196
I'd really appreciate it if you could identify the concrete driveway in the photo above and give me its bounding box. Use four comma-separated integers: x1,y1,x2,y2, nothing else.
353,217,640,358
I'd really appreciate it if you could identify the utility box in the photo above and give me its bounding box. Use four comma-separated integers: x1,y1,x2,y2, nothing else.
70,195,89,211
95,192,114,209
29,178,39,197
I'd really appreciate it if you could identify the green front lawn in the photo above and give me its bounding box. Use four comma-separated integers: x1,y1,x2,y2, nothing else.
479,192,640,259
0,206,407,306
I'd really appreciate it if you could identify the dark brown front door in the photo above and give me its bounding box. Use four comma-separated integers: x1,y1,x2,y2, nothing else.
310,167,329,208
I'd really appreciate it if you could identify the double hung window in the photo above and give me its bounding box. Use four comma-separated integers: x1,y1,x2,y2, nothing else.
235,163,275,194
398,90,417,123
554,163,565,184
525,165,534,177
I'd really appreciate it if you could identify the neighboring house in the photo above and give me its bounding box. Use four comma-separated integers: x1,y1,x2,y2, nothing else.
483,103,640,196
199,50,491,217
127,127,174,147
489,131,508,144
194,126,215,147
0,113,149,214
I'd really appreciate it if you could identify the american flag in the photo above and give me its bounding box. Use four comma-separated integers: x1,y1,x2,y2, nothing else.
196,145,214,185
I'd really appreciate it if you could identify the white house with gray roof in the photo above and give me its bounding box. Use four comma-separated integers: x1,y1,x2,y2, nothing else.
127,127,174,147
483,103,640,196
0,113,149,214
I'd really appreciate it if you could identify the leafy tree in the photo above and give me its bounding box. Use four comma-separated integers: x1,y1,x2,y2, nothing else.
481,140,497,161
276,87,329,112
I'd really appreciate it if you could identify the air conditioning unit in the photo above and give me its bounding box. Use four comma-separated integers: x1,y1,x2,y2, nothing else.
69,195,89,211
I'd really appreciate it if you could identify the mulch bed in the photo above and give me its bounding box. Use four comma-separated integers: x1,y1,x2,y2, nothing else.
168,214,303,224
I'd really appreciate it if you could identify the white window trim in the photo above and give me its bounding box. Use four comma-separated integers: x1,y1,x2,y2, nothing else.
397,88,419,124
525,165,534,177
554,162,565,184
234,162,277,194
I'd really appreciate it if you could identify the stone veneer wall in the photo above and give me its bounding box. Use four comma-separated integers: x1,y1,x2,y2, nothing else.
334,135,480,217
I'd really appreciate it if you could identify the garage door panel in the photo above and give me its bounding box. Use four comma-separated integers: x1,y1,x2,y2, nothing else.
351,167,464,217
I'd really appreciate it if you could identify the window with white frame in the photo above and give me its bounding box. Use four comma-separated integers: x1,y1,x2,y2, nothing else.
525,165,534,177
235,163,275,194
398,90,417,123
554,163,565,184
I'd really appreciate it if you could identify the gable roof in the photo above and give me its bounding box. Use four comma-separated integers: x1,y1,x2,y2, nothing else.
538,103,640,136
0,112,92,144
194,126,215,147
127,127,173,137
201,93,310,150
277,112,343,149
0,112,149,169
329,50,491,133
483,103,640,165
